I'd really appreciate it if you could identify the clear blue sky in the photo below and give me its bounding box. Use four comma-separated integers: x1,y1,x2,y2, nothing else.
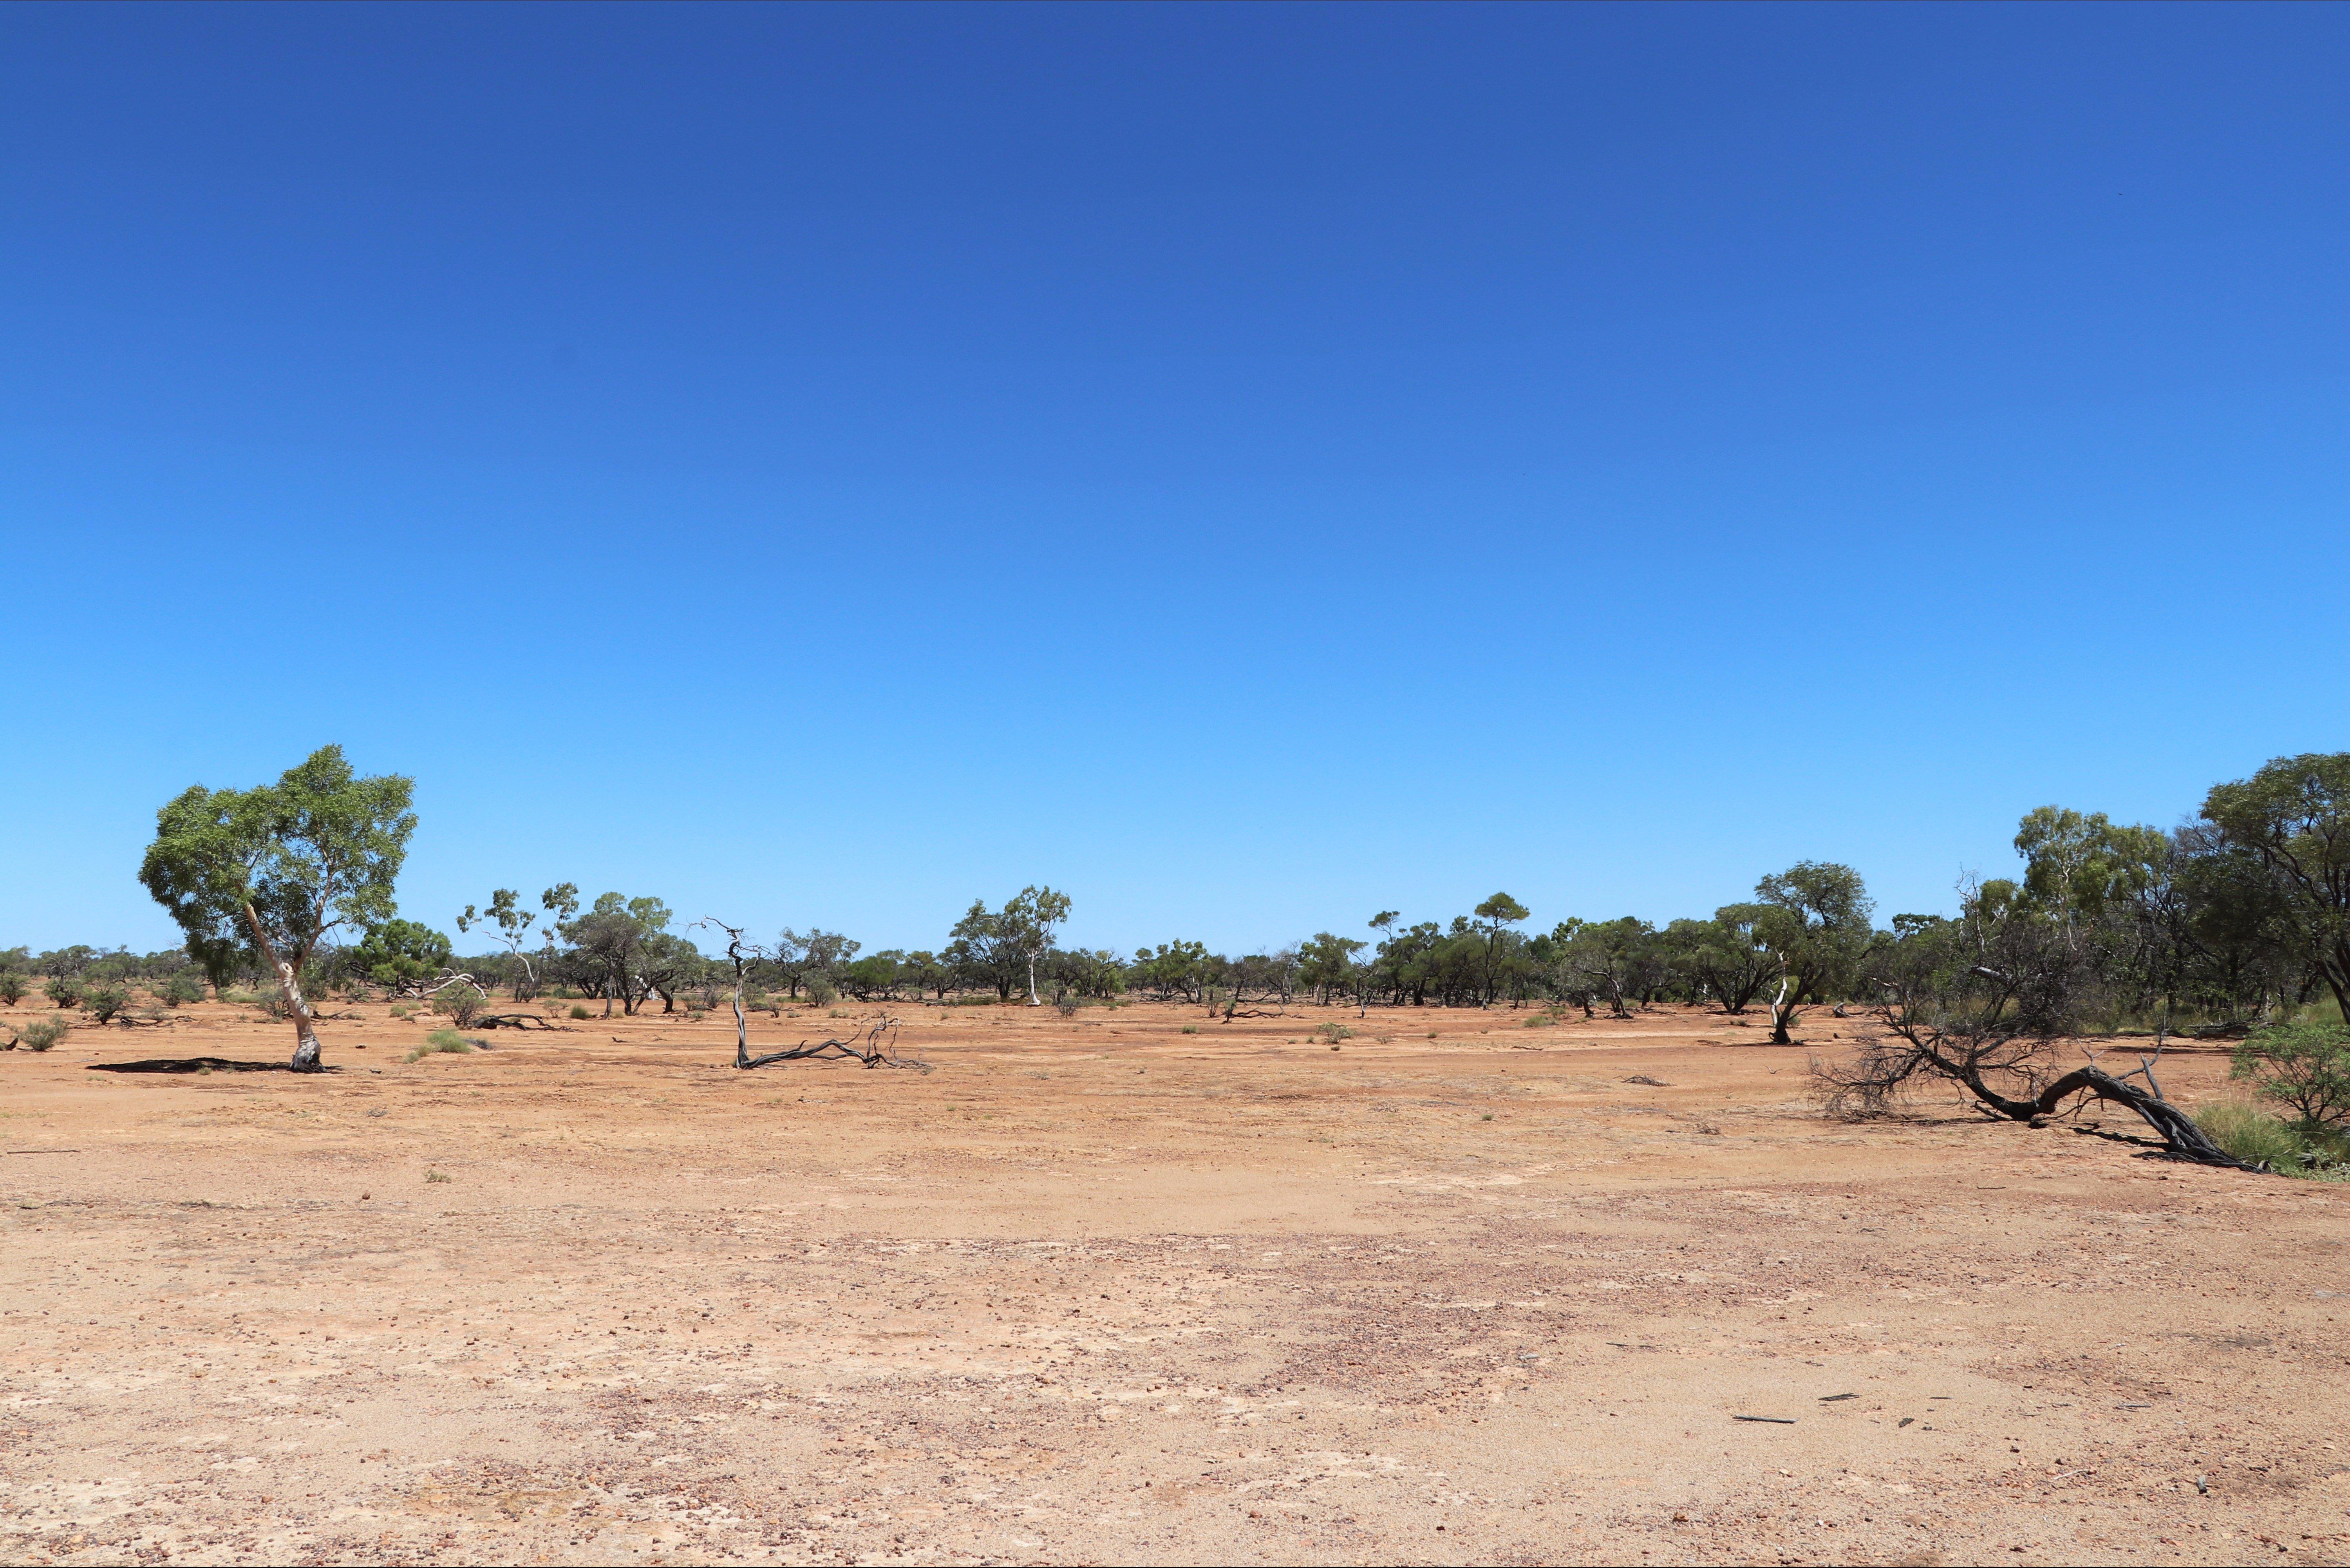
3,3,2344,959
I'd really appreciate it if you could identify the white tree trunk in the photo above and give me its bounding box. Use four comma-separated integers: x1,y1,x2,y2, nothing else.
242,902,322,1071
1026,953,1041,1006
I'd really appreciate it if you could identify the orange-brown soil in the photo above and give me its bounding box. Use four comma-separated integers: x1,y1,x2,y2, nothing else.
3,997,2345,1566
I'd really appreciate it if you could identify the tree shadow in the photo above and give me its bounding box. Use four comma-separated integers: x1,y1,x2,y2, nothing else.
87,1058,337,1074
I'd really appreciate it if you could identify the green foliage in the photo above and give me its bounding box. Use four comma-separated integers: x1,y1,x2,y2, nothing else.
44,975,83,1009
83,984,130,1024
803,974,839,1008
430,983,487,1029
18,1017,68,1052
2232,1019,2350,1129
569,1003,591,1019
0,973,24,1006
2194,1101,2349,1176
405,1029,474,1063
1315,1022,1353,1044
2202,753,2350,1020
161,972,206,1006
139,744,416,994
354,919,454,991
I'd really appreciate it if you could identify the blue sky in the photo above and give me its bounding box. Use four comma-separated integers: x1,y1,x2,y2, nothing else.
3,3,2344,959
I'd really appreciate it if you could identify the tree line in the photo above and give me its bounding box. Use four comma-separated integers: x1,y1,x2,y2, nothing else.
6,747,2345,1074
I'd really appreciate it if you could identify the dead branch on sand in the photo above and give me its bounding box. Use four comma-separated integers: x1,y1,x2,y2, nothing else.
1810,915,2244,1167
694,919,931,1073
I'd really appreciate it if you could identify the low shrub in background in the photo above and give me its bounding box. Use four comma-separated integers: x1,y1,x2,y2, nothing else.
16,1017,69,1052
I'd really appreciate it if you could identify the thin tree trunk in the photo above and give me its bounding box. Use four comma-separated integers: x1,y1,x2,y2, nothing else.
1027,953,1041,1006
241,902,322,1072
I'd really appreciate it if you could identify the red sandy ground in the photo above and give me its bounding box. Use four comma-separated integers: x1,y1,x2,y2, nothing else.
2,997,2345,1566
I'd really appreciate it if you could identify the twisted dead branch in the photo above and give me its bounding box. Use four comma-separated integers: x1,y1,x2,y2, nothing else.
695,919,930,1073
1813,951,2246,1167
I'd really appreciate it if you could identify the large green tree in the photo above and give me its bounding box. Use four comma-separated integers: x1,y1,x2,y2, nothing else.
139,745,416,1071
2202,752,2350,1020
1753,861,1876,1043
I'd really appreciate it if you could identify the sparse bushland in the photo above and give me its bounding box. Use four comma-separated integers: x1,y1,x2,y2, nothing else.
161,972,206,1006
83,984,131,1024
45,975,83,1010
0,973,24,1006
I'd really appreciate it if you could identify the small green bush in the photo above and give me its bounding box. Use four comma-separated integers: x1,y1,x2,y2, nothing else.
431,983,487,1029
83,984,130,1025
0,973,25,1006
2233,1019,2350,1129
804,976,839,1008
1315,1022,1353,1044
17,1017,69,1052
569,1003,591,1020
1054,993,1080,1017
2196,1100,2350,1176
44,976,83,1010
1181,1024,1199,1035
161,973,206,1006
405,1029,475,1064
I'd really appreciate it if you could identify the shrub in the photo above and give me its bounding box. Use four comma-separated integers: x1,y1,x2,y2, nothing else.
17,1017,69,1052
405,1029,475,1063
44,976,83,1010
1315,1022,1353,1044
1181,1024,1199,1035
161,973,206,1006
2233,1019,2350,1129
431,983,487,1029
569,1003,591,1020
1054,993,1080,1017
803,976,839,1008
83,985,130,1025
0,973,24,1006
2196,1101,2349,1176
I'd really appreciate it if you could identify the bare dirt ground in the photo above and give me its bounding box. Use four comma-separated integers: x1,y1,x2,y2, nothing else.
3,996,2346,1566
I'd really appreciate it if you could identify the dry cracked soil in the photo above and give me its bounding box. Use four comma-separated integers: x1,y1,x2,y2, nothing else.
4,997,2347,1566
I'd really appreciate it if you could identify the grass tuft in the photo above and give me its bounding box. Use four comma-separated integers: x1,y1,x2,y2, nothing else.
404,1029,475,1064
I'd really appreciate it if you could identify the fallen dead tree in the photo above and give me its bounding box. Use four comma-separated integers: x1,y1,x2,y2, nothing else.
469,1013,565,1030
1811,906,2246,1168
696,919,930,1072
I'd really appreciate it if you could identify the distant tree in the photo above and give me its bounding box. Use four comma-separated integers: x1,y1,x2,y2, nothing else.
564,893,672,1016
1473,893,1531,1004
1001,886,1072,1006
1297,931,1367,1005
2201,753,2350,1022
1131,940,1210,1003
352,919,454,993
1753,861,1876,1044
1671,904,1779,1014
139,745,416,1071
947,899,1024,1000
456,889,545,998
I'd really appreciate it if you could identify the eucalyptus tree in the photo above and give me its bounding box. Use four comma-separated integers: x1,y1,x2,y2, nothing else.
2202,752,2350,1021
139,745,416,1071
1473,892,1531,1004
1003,886,1072,1006
457,889,545,999
1753,861,1876,1043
